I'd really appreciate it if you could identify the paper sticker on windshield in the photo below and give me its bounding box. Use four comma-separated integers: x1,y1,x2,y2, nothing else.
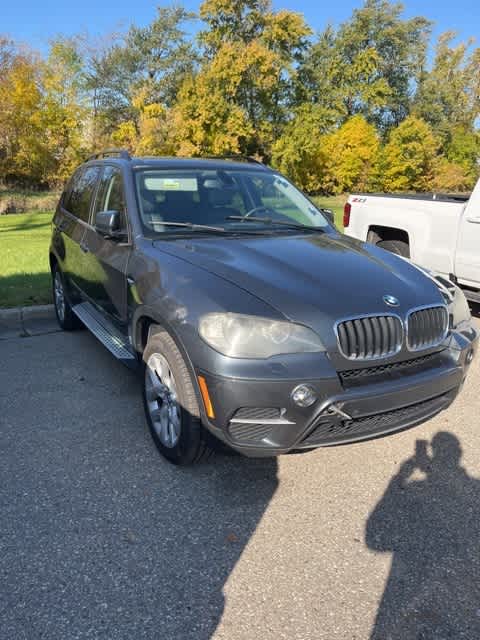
144,177,198,192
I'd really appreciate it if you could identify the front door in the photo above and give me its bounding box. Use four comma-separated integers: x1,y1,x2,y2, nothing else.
81,165,131,325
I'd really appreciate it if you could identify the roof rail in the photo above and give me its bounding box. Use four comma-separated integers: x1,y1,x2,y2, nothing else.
88,149,131,162
202,154,268,167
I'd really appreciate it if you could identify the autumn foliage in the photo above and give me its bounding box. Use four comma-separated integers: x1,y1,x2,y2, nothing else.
0,0,478,194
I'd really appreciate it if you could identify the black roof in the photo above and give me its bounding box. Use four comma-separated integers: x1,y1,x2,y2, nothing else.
85,150,271,172
132,157,271,171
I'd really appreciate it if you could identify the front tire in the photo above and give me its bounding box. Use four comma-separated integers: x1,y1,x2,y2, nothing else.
52,265,82,331
142,330,213,465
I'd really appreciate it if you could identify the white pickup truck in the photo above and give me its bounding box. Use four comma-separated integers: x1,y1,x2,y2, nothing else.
344,178,480,303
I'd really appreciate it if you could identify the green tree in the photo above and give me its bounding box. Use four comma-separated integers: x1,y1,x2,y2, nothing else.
82,37,140,146
83,7,196,147
444,127,479,185
414,32,480,138
40,38,87,184
177,0,311,157
414,33,480,188
126,6,197,107
299,1,431,130
271,104,330,192
1,2,479,192
381,116,438,191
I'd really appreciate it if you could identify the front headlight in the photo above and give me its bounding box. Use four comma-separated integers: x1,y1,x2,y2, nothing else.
198,312,325,358
449,286,471,328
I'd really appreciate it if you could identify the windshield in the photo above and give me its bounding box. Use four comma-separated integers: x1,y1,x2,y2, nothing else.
135,168,330,234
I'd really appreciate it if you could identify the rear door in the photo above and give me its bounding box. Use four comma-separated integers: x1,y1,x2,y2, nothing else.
455,201,480,287
57,165,101,296
81,165,131,324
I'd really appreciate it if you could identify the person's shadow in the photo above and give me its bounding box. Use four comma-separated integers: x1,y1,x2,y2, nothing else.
366,432,480,639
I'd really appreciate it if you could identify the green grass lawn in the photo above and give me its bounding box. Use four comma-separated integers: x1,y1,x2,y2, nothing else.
311,195,347,229
0,195,347,309
0,212,53,308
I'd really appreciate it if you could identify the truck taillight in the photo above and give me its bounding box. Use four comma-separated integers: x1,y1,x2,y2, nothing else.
343,202,351,228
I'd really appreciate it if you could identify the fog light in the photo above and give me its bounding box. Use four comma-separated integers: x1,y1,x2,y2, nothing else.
291,384,317,407
466,348,474,364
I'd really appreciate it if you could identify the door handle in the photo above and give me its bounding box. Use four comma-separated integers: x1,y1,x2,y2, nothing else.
80,242,90,253
466,216,480,224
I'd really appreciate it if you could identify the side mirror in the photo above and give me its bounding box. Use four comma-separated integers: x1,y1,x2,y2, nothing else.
321,208,335,226
95,210,126,240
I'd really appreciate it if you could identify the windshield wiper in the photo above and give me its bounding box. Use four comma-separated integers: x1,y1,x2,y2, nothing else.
225,215,326,232
151,221,268,236
152,221,227,232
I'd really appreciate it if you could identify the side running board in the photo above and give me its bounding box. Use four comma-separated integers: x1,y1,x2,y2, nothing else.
72,302,137,366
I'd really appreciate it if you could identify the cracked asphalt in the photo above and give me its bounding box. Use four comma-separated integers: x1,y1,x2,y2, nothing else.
1,318,479,639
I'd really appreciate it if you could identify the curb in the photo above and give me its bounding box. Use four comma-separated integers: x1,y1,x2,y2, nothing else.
0,304,55,320
0,304,58,339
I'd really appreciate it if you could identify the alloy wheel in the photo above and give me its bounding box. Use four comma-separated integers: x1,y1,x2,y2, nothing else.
145,353,181,448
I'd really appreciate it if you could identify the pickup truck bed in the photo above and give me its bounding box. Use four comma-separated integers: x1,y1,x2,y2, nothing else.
344,179,480,301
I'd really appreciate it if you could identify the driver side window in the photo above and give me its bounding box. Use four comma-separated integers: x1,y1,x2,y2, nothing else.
94,166,127,230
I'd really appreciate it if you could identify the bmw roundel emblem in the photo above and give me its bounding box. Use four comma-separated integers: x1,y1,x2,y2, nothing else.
383,294,400,307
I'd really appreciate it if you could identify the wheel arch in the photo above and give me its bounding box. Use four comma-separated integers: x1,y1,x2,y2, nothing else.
367,225,410,247
132,308,207,422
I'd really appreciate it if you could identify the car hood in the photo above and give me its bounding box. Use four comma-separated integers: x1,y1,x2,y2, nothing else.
153,232,445,341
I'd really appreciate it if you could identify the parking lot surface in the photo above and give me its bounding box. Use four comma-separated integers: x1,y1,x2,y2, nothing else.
1,321,479,640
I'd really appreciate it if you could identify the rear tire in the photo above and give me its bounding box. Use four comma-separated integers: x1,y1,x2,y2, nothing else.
142,330,214,465
52,265,83,331
377,239,410,258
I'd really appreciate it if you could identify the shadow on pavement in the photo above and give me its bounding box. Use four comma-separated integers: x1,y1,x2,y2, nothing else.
0,339,279,640
366,432,480,639
148,454,280,639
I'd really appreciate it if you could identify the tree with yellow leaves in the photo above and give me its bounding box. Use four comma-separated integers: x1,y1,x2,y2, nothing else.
0,48,46,184
173,0,311,157
322,115,380,194
381,116,438,192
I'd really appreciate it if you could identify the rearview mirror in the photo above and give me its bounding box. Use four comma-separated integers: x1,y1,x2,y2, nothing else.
95,210,126,240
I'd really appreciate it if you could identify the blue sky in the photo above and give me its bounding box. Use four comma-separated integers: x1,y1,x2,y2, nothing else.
2,0,479,52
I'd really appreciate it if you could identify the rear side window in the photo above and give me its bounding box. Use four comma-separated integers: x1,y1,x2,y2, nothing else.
64,166,100,223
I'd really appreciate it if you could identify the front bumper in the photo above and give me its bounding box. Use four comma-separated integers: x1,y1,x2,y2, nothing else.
197,325,478,457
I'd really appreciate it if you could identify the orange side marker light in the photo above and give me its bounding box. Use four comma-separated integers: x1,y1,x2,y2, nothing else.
198,375,215,419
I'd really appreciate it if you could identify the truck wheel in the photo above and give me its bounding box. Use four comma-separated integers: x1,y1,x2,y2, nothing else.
377,240,410,258
52,265,83,331
143,330,214,465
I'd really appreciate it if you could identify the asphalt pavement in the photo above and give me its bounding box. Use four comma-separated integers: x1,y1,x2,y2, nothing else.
1,319,479,639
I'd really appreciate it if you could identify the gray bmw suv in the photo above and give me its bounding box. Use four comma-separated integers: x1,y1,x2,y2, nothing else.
50,150,478,465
